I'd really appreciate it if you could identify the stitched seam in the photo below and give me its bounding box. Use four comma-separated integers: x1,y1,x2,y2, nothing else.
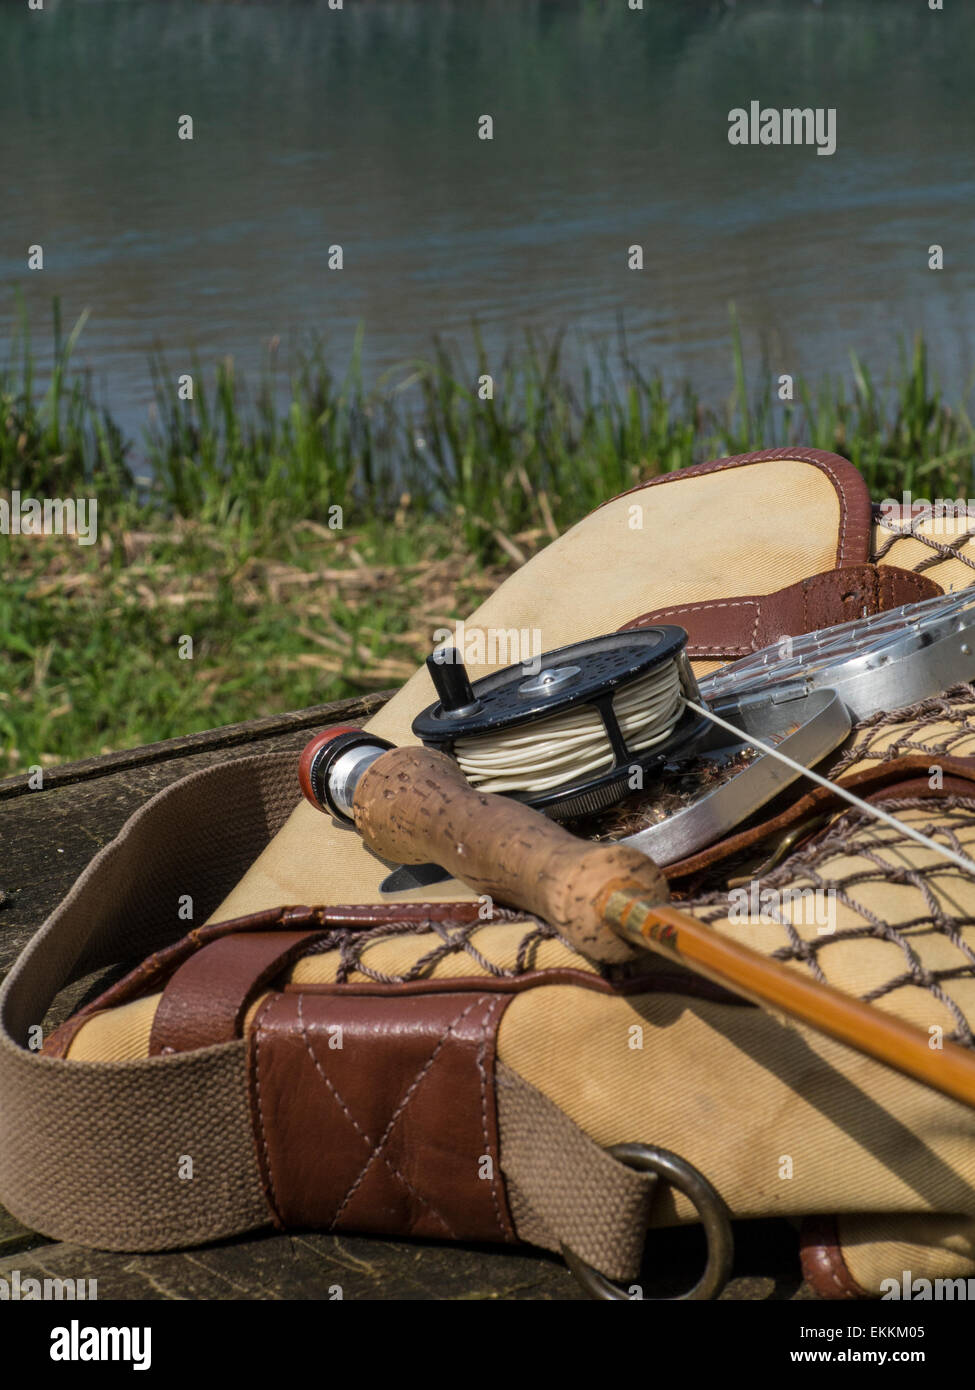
640,599,757,619
327,993,493,1232
294,991,459,1238
252,993,285,1225
639,599,757,656
335,902,474,915
475,995,510,1240
686,646,747,657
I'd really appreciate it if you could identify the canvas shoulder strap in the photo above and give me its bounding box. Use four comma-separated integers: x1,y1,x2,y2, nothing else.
0,750,673,1286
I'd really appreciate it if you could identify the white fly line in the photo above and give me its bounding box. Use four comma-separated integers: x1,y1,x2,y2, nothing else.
454,658,684,794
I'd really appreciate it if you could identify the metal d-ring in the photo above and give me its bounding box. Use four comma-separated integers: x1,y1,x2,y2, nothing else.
561,1143,734,1301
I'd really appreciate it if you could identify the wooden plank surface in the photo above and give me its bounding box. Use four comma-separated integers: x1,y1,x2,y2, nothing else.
0,693,389,980
0,1218,812,1302
0,700,813,1300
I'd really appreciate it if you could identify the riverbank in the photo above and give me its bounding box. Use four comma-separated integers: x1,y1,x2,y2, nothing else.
2,310,973,773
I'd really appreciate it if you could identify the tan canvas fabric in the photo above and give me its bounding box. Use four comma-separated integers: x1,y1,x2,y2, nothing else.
499,987,975,1223
872,512,975,596
65,993,160,1064
57,794,975,1234
64,882,975,1227
64,799,975,1060
54,882,975,1231
64,919,599,1060
838,1213,975,1295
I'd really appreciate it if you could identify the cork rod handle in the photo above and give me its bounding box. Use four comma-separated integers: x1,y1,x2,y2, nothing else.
353,745,667,963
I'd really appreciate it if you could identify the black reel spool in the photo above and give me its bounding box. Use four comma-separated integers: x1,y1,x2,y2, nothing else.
412,627,710,821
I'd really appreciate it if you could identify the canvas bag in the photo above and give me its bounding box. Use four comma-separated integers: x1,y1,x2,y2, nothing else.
4,447,975,1298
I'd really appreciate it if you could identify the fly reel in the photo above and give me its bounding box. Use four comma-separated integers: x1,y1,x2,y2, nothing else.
299,586,975,893
411,628,710,820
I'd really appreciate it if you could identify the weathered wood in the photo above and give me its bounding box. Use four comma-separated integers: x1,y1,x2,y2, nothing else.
0,693,391,803
0,699,812,1299
0,1219,811,1302
0,1208,46,1259
0,693,388,982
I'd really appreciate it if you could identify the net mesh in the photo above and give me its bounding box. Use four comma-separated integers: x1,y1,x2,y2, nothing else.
686,791,975,1050
294,690,975,1029
302,908,575,984
872,509,975,578
829,684,975,776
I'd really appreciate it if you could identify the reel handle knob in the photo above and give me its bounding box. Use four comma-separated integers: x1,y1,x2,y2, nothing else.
354,744,668,963
426,646,478,714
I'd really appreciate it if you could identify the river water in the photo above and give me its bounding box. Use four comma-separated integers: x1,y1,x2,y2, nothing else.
2,0,973,438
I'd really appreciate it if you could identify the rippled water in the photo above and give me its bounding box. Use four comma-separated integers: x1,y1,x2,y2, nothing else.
2,0,973,435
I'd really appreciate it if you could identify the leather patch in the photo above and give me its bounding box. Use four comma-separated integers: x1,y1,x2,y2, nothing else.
621,563,940,660
41,901,483,1059
248,989,518,1245
148,929,325,1056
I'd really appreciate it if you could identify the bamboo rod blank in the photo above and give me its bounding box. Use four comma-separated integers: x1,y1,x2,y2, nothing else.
603,895,975,1111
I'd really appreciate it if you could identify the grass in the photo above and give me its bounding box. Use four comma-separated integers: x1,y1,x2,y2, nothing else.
2,304,974,775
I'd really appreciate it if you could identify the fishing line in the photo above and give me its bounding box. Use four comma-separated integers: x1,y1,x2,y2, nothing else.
411,627,710,819
454,658,683,793
685,696,975,879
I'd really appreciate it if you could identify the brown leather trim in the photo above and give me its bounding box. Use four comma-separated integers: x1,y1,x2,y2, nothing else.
248,988,519,1246
800,1215,869,1299
869,774,975,800
41,1009,110,1060
42,901,483,1057
42,904,754,1061
602,449,873,570
621,564,940,661
283,966,749,1004
148,928,326,1055
666,756,975,884
315,903,482,926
